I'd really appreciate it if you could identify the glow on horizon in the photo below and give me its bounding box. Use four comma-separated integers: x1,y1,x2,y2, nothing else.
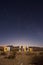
0,40,43,47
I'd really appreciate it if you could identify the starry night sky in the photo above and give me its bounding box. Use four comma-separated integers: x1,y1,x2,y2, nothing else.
0,1,43,46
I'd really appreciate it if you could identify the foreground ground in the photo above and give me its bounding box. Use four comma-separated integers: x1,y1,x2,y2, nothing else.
0,53,30,65
0,52,43,65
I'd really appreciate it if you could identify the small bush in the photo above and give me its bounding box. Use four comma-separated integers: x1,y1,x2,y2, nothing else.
1,51,6,55
7,55,15,59
26,52,35,56
16,52,22,55
4,51,16,59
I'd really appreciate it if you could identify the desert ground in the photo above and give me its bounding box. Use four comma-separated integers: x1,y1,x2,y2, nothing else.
0,52,43,65
0,52,30,65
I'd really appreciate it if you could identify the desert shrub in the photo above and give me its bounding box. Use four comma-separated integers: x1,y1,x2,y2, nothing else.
4,51,16,59
0,51,6,55
0,51,3,55
29,55,43,65
26,52,30,55
13,51,16,55
16,52,22,55
26,52,35,56
4,55,14,59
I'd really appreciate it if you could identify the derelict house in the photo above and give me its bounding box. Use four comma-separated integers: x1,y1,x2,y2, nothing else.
29,46,43,52
4,45,14,52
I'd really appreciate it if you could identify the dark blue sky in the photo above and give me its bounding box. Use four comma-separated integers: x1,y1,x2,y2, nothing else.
0,1,43,46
